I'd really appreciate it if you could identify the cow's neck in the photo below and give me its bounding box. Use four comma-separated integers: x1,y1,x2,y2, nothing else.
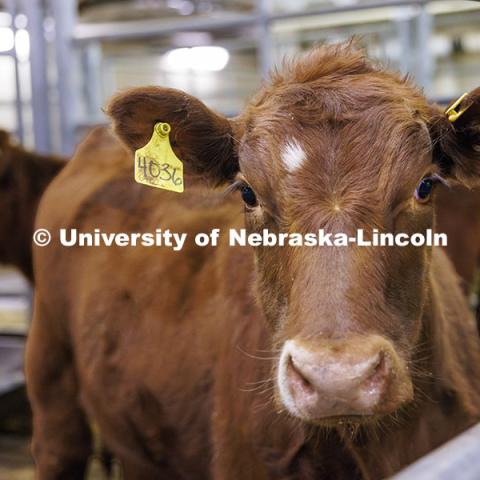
424,248,480,420
248,248,480,478
336,248,480,478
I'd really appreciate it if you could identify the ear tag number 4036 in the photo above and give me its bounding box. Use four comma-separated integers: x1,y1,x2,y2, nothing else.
134,122,184,193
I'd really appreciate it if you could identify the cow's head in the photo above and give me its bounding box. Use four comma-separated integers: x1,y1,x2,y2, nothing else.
108,43,480,425
0,130,64,280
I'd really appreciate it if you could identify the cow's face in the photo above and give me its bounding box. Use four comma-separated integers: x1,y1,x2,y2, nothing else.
108,44,480,425
237,82,435,422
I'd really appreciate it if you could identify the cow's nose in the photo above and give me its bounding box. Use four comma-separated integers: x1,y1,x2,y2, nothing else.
277,336,413,421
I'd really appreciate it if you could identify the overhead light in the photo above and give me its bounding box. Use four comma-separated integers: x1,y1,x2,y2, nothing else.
0,12,12,28
14,14,28,30
15,29,30,61
167,0,195,16
0,27,14,53
162,46,230,72
0,26,30,60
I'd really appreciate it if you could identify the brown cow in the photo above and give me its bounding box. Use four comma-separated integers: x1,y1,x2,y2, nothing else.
436,185,480,330
436,184,480,295
26,43,480,479
0,130,64,281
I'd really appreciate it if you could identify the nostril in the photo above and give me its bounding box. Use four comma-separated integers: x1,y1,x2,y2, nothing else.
365,351,389,391
286,355,316,396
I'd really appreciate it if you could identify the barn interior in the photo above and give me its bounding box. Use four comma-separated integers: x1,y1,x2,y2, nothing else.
0,0,480,479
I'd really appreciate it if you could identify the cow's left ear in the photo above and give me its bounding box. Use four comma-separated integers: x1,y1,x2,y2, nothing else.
430,88,480,186
106,86,241,186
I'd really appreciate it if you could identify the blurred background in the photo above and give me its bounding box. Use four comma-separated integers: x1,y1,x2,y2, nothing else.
1,0,480,153
0,0,479,478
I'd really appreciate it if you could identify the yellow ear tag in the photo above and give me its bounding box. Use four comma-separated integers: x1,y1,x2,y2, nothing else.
445,92,471,123
134,122,184,193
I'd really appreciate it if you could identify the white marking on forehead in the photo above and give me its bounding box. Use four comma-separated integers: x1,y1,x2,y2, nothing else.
281,139,306,172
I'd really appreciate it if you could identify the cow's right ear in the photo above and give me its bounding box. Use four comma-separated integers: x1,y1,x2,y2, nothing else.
106,87,241,185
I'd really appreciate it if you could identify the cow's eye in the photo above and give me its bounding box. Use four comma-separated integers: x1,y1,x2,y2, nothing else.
415,176,435,203
241,185,257,207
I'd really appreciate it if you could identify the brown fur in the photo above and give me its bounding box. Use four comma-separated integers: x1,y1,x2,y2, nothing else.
0,130,65,281
433,87,480,310
436,185,480,295
27,43,480,479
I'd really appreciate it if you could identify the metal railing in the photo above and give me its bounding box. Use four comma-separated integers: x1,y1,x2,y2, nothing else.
18,0,446,155
15,0,480,154
3,0,24,143
392,423,480,480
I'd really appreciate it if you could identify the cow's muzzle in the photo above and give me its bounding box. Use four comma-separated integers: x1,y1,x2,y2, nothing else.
277,335,413,422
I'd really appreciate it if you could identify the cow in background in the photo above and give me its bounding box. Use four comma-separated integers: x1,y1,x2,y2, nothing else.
437,185,480,329
436,185,480,295
0,130,65,281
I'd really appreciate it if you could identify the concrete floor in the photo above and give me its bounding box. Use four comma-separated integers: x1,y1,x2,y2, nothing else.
0,269,116,479
0,435,113,479
0,436,33,480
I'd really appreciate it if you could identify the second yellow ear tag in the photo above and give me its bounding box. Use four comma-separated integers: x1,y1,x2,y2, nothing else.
134,122,184,193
